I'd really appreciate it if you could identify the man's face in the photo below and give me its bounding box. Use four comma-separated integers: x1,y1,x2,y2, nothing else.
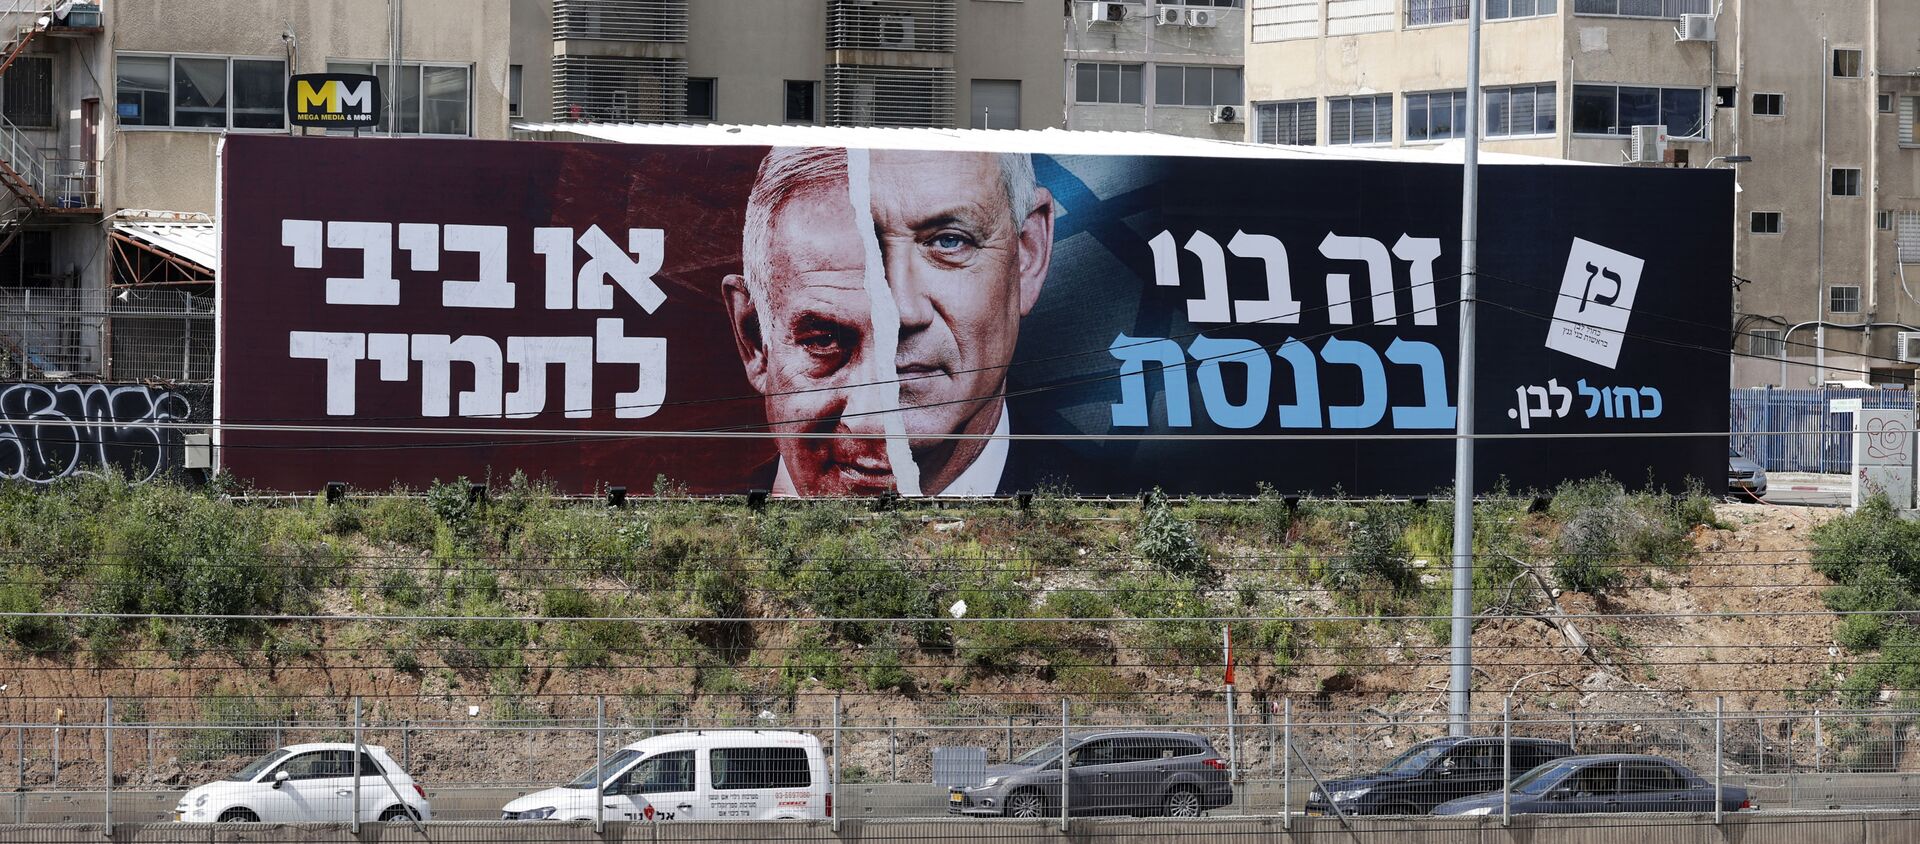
869,150,1049,452
726,180,896,496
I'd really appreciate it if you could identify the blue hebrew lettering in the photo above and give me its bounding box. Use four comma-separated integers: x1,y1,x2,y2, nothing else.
1577,379,1603,418
1383,338,1455,429
1109,334,1193,428
1639,387,1663,419
1190,334,1271,430
1320,337,1387,429
1274,338,1321,429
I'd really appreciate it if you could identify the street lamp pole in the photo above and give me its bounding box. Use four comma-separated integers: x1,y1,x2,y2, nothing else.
1448,0,1484,738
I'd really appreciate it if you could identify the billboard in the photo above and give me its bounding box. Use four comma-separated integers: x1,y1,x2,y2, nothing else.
219,135,1731,496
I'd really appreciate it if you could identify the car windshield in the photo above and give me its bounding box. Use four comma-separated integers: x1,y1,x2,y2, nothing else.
1728,447,1742,458
1381,741,1451,776
1511,761,1582,795
228,749,291,782
1013,739,1064,767
564,749,642,789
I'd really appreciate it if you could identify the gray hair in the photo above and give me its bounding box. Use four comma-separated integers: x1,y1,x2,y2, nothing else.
739,147,1042,294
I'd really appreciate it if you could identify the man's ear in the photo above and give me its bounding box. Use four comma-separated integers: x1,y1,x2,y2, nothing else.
721,274,769,393
1015,186,1055,317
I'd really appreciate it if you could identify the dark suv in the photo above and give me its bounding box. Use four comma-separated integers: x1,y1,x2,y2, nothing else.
947,731,1233,818
1305,736,1576,816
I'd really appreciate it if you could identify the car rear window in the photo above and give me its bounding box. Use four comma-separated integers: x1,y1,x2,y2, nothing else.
1116,737,1202,762
711,746,811,789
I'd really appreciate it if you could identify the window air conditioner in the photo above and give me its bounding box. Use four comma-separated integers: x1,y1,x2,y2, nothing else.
1185,8,1219,28
1157,6,1184,26
1677,13,1716,43
877,14,915,49
1091,1,1129,23
1629,125,1667,164
1899,331,1920,364
1212,104,1241,124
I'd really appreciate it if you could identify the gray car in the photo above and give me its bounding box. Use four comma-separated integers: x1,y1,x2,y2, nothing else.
1431,754,1751,815
946,731,1233,818
1729,447,1768,497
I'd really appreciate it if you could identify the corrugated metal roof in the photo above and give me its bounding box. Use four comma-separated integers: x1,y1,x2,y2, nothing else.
112,219,217,273
512,122,1598,166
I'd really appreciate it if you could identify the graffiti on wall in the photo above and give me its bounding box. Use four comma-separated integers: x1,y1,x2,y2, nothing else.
0,383,195,484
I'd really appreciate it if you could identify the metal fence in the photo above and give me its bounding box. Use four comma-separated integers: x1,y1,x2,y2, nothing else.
1729,388,1915,473
0,286,212,382
3,695,1916,827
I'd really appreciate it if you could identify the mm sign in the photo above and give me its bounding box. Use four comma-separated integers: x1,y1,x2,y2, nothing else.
287,73,381,128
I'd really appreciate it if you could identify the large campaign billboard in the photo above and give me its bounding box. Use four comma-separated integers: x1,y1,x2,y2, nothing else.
218,134,1730,496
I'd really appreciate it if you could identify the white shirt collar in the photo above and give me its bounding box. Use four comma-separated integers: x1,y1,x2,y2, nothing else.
772,404,1010,497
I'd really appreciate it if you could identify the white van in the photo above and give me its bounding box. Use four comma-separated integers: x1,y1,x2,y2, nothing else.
501,730,830,822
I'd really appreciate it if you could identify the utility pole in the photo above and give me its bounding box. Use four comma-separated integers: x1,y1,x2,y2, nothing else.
1448,0,1484,737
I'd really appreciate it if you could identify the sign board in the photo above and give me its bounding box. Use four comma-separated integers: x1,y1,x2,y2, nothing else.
286,73,381,128
1831,398,1865,413
217,135,1733,496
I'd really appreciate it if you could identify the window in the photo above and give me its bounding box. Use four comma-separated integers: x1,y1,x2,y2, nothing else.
1075,62,1143,105
614,751,693,794
1750,211,1782,234
1154,65,1243,107
1898,211,1920,263
1748,329,1785,358
1900,96,1917,146
1622,764,1683,792
1486,0,1557,19
1833,49,1863,78
1752,93,1783,116
1164,0,1243,5
685,77,715,120
1406,0,1468,26
326,61,471,135
1254,99,1316,145
1485,83,1555,136
970,79,1020,129
1832,167,1861,196
1568,764,1620,797
710,747,810,789
1830,285,1861,314
118,54,286,130
785,80,819,123
272,750,383,781
1070,740,1120,767
1572,84,1706,138
1879,92,1894,113
1329,94,1392,144
509,64,523,117
1881,210,1894,230
1573,0,1709,17
1405,90,1466,141
2,56,52,128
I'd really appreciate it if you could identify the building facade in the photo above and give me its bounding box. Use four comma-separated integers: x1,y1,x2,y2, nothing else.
515,0,1065,130
1244,0,1920,388
1066,0,1247,140
0,0,511,382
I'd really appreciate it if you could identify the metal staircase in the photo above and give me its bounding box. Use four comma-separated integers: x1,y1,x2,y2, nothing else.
0,1,95,214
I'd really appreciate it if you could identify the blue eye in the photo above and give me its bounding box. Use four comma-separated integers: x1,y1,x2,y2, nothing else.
931,233,970,250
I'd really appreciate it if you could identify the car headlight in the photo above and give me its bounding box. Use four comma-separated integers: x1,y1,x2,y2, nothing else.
1459,807,1494,816
978,777,1005,789
1330,788,1371,802
513,806,557,820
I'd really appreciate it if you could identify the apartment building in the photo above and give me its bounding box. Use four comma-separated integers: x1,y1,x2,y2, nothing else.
1244,0,1920,388
1066,0,1247,140
0,0,510,382
511,0,1063,130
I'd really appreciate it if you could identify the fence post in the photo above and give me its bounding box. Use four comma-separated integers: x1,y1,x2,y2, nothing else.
889,717,897,783
1757,717,1765,774
351,696,362,834
1501,697,1511,826
1814,709,1823,772
1281,698,1291,831
1059,698,1070,833
1006,715,1014,762
103,697,112,836
16,725,24,824
1713,696,1724,825
402,720,411,771
1226,684,1239,784
594,696,605,834
831,696,842,833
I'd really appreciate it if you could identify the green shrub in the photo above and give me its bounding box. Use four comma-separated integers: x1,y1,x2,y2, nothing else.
792,539,932,643
362,495,438,548
1134,489,1208,579
780,633,846,693
0,571,69,656
1040,589,1112,619
863,650,914,693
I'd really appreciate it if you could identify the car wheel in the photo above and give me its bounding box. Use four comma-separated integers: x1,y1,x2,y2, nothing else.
216,808,260,823
379,806,421,822
1162,786,1203,818
1003,789,1050,819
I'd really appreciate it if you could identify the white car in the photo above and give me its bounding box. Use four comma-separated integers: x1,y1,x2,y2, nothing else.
173,743,432,823
502,730,830,822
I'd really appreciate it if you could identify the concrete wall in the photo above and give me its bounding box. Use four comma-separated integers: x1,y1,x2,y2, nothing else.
956,0,1066,131
510,0,554,121
1066,0,1243,140
106,0,513,214
686,0,829,126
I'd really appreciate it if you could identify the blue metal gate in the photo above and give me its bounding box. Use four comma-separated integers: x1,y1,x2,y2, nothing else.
1729,388,1915,473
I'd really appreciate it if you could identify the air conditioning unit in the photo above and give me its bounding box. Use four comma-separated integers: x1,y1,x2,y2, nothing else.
1185,8,1219,28
877,14,916,49
1629,124,1667,164
1090,1,1129,23
1212,104,1241,124
1677,13,1716,42
1900,332,1920,363
1157,6,1184,25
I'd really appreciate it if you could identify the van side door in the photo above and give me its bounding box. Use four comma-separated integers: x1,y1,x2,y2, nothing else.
611,751,697,821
